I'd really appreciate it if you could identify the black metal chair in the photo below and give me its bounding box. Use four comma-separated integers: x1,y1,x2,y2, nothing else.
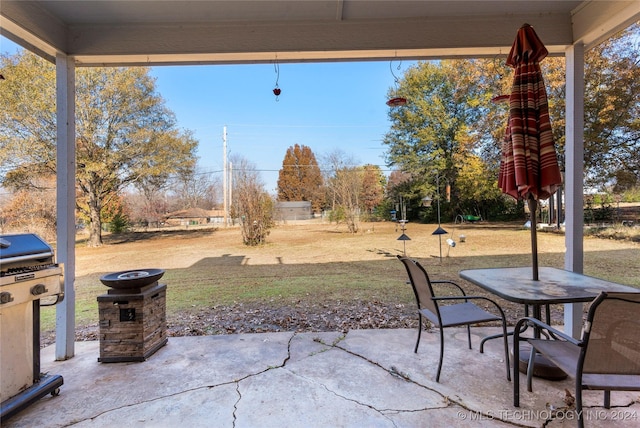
514,291,640,428
397,255,511,382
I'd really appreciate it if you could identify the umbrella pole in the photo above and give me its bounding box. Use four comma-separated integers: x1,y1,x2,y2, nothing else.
528,197,539,281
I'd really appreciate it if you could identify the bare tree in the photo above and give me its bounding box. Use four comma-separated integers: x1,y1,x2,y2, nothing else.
170,167,221,210
0,176,57,240
321,150,362,233
229,156,275,245
125,186,168,229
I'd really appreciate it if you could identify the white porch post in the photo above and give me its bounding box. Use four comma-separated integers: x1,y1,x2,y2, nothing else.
564,42,585,339
55,53,76,360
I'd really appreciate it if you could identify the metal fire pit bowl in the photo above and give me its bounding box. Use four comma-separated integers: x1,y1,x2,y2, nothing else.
100,269,165,289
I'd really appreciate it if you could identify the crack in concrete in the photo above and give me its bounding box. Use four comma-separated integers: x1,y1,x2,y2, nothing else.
64,381,240,427
281,335,448,425
68,333,297,427
290,369,400,427
232,382,240,428
316,334,532,428
230,332,296,425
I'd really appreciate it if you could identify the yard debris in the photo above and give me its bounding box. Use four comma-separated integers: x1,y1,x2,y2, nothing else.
41,300,418,348
544,389,577,420
563,389,576,408
41,296,570,349
389,365,411,381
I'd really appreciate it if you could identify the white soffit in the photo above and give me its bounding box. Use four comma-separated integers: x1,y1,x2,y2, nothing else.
1,1,639,66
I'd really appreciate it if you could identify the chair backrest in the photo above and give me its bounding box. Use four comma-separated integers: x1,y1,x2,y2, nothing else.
581,291,640,375
397,255,439,316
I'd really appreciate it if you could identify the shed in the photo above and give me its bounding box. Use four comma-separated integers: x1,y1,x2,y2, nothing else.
276,201,312,221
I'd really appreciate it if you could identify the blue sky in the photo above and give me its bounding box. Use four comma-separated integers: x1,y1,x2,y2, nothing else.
2,36,408,193
152,62,402,192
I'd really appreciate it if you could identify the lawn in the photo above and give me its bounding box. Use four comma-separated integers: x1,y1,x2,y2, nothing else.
41,220,640,343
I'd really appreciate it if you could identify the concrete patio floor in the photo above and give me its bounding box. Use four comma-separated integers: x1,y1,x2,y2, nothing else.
4,328,639,427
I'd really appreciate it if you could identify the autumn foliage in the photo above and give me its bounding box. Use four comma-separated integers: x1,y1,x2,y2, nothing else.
277,144,325,212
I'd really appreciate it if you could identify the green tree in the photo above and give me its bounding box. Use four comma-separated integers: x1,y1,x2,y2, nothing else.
582,24,640,189
384,170,419,221
0,51,198,246
383,60,486,220
454,152,509,220
103,195,130,233
277,144,325,212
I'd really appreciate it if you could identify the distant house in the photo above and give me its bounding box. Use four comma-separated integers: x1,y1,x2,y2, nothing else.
207,210,227,224
275,201,312,221
164,208,215,226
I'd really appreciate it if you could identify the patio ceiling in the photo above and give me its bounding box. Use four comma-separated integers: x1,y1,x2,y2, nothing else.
1,1,639,66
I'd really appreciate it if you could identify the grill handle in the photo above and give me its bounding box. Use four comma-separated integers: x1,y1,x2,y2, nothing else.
1,251,54,265
40,293,64,306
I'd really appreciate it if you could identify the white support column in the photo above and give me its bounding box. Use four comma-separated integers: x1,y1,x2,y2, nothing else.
55,53,76,360
564,42,585,339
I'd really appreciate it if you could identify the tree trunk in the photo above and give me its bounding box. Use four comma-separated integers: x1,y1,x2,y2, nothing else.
87,194,103,247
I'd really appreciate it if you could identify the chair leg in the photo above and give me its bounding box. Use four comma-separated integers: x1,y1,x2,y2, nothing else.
480,329,514,354
501,321,511,381
514,335,521,407
576,384,584,428
545,304,551,325
466,325,472,350
436,327,444,383
527,348,536,392
604,390,611,409
414,313,422,353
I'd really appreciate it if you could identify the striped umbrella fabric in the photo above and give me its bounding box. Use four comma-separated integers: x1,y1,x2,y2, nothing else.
499,24,562,201
498,24,562,280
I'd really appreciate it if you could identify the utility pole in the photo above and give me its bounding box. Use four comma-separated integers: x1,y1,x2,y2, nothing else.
228,161,232,220
223,126,228,227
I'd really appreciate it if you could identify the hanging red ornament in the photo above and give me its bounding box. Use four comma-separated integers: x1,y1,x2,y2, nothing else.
273,57,281,101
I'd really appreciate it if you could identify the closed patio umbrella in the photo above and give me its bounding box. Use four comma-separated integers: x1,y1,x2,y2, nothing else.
498,24,562,281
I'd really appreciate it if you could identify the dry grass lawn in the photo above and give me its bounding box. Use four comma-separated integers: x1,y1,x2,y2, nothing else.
42,219,640,343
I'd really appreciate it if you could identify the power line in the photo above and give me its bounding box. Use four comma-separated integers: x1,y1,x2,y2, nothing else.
195,165,395,175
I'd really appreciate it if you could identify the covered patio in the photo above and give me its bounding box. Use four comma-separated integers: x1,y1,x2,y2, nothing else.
2,1,640,425
3,0,639,358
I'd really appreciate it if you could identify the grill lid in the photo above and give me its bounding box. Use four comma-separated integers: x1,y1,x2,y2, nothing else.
0,234,54,264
